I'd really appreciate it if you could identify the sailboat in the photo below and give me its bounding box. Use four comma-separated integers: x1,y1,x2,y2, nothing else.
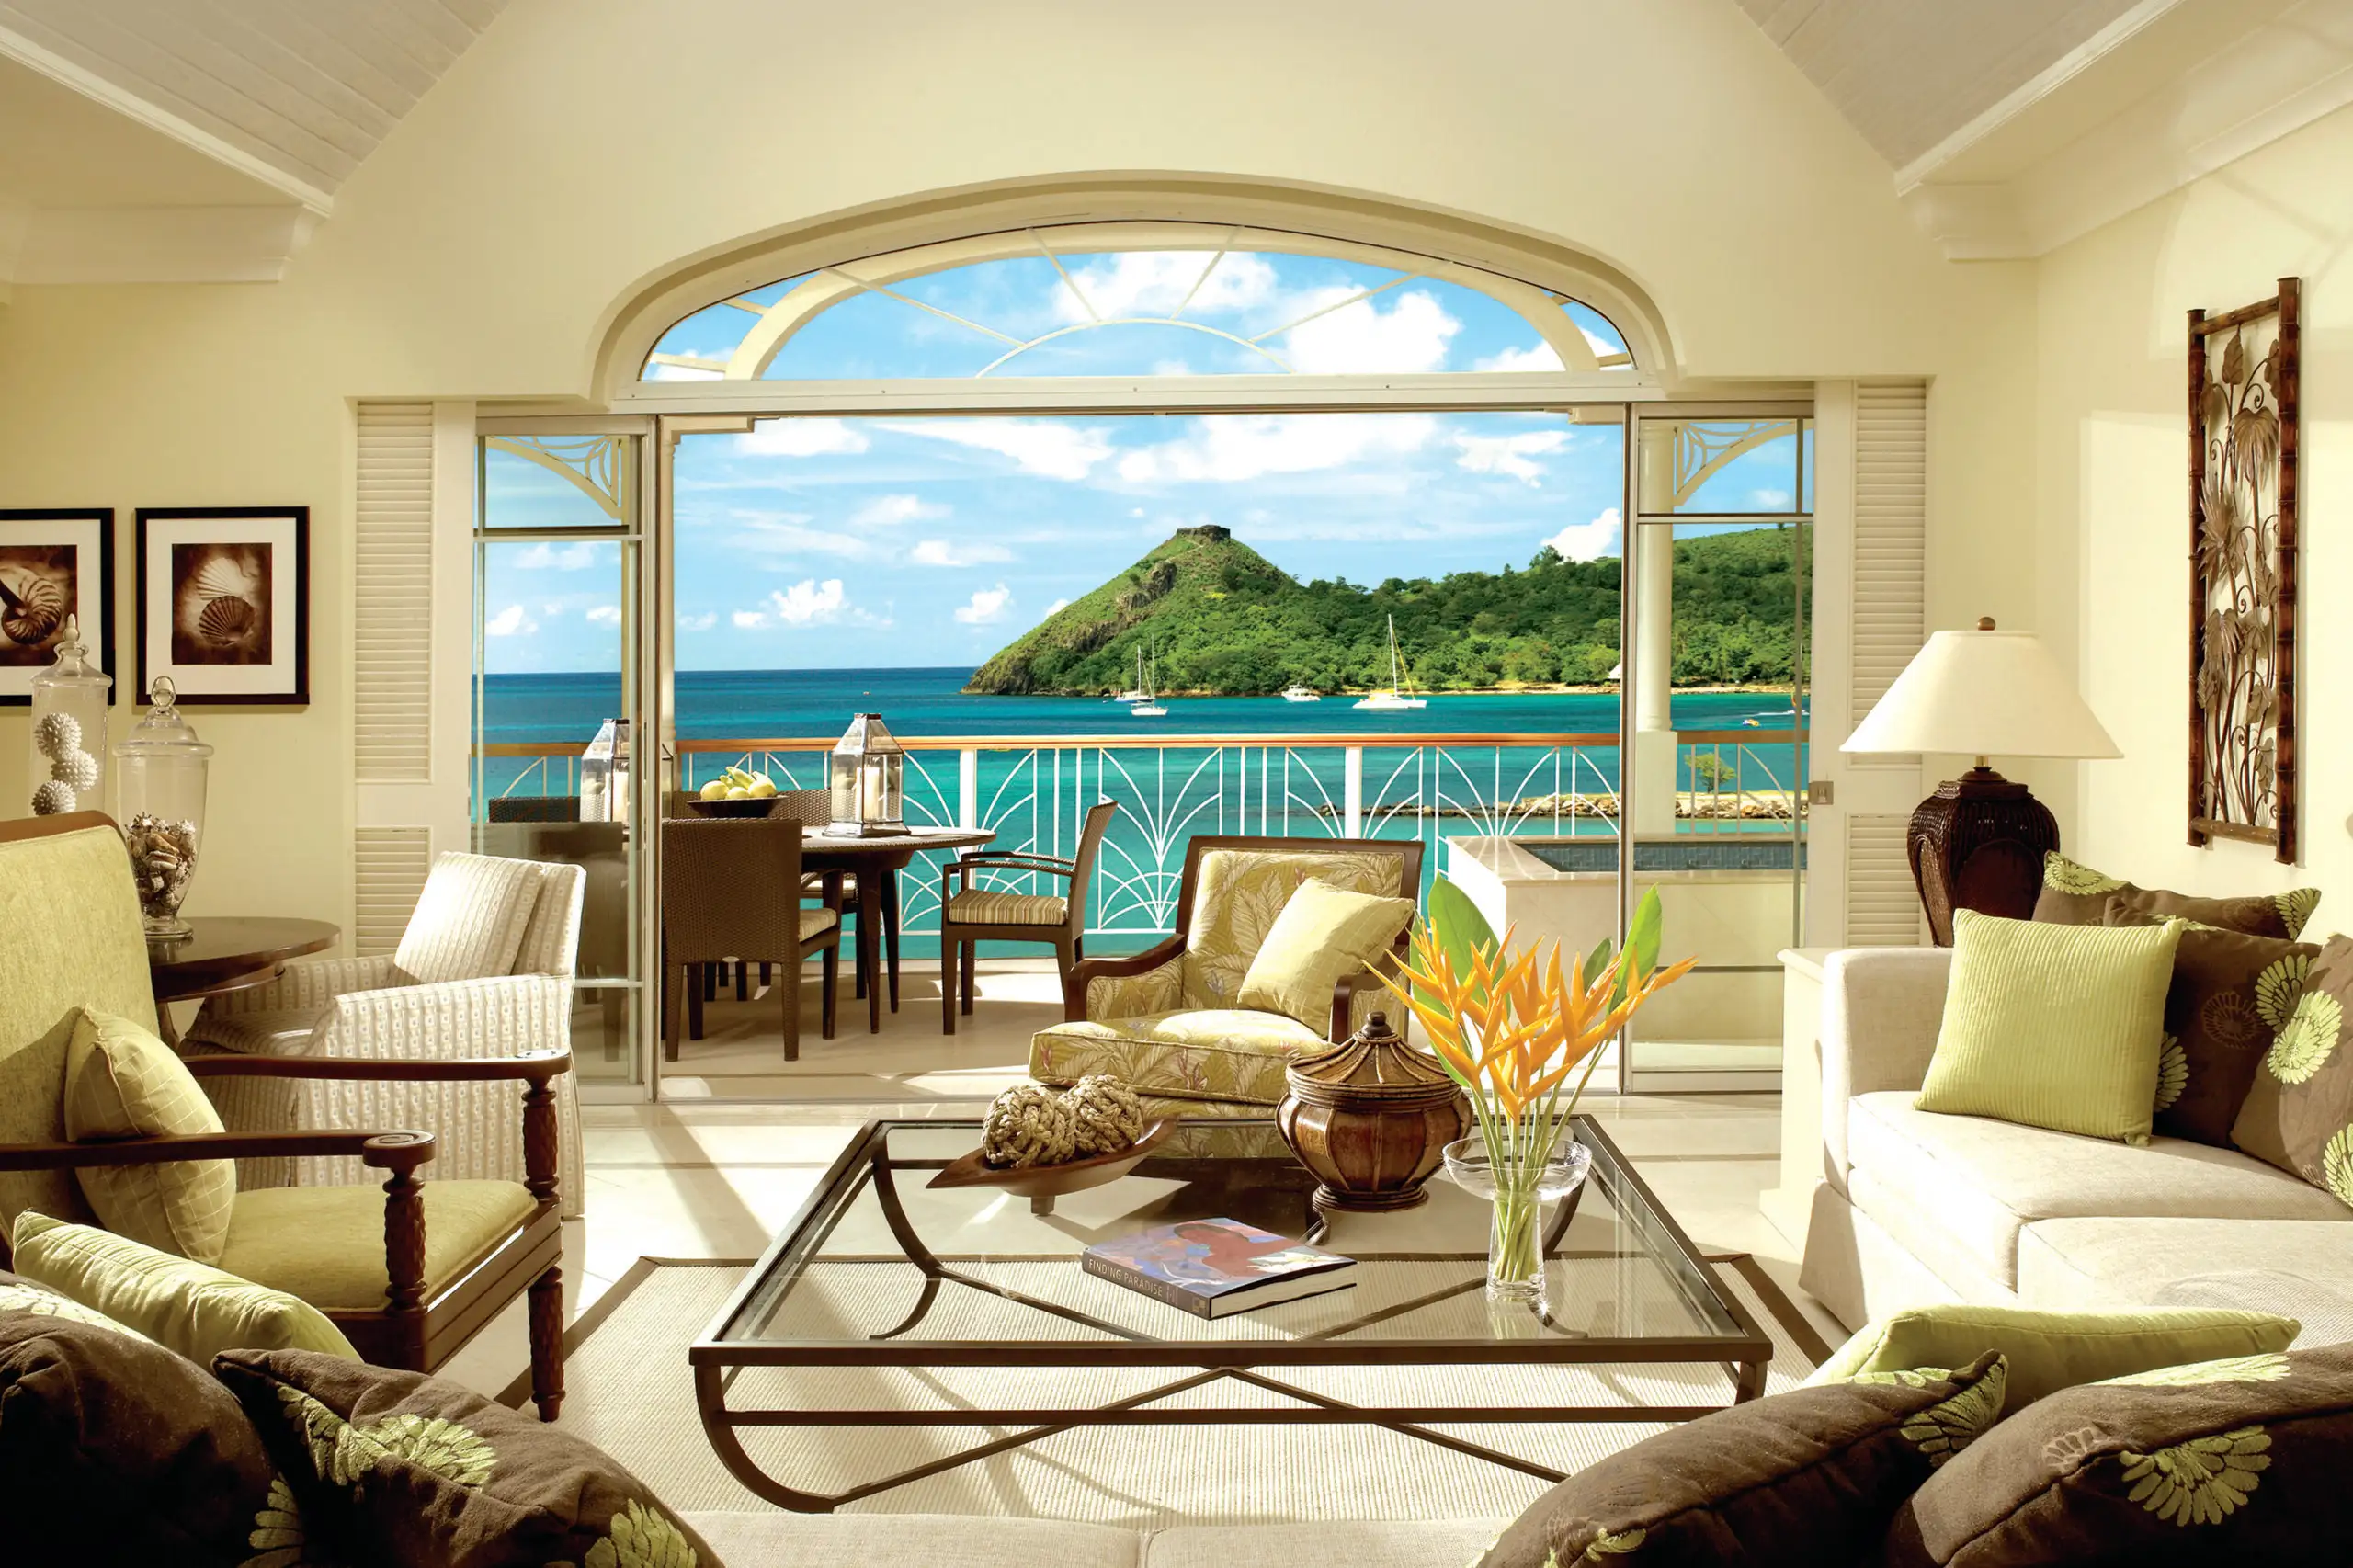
1352,616,1427,710
1281,682,1323,702
1115,646,1150,703
1131,646,1167,717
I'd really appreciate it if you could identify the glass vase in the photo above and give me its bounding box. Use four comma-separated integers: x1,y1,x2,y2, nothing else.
113,678,212,939
25,616,111,817
1443,1133,1593,1305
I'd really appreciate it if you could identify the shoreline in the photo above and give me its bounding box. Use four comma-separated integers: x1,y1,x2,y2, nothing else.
968,683,1797,699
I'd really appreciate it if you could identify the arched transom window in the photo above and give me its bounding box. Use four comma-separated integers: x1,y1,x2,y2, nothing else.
639,222,1636,384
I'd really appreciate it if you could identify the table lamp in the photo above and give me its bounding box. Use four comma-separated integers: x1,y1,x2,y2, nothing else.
1843,618,2120,945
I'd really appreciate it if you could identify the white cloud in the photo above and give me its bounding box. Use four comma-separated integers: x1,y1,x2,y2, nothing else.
1053,250,1279,323
585,604,622,625
732,609,767,629
955,585,1014,625
484,604,536,637
1543,506,1621,562
1473,343,1565,372
851,493,947,528
678,611,717,632
1750,488,1793,509
1579,324,1623,358
1452,427,1570,484
898,419,1114,481
1117,413,1436,483
1281,288,1460,374
1041,597,1071,618
730,512,869,559
910,539,1013,567
642,361,724,383
767,578,848,625
513,541,601,571
738,417,870,457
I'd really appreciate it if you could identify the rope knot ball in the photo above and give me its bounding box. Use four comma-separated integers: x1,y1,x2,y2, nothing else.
981,1077,1147,1167
1065,1074,1146,1156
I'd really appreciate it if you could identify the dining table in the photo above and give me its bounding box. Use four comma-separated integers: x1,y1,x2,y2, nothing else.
798,824,995,1033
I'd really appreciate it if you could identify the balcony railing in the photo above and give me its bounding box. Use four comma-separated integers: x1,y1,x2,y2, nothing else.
477,729,1806,957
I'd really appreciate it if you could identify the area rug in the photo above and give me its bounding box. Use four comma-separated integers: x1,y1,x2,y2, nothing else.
507,1254,1832,1528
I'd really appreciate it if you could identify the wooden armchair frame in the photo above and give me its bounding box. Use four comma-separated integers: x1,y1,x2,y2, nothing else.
940,800,1118,1035
0,1048,573,1420
1061,834,1425,1040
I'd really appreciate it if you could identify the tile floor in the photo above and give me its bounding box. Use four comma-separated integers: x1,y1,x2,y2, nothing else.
438,960,1843,1402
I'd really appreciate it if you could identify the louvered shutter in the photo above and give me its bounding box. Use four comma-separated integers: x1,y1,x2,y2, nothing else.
1850,383,1926,757
1845,812,1925,945
355,403,433,782
353,826,432,956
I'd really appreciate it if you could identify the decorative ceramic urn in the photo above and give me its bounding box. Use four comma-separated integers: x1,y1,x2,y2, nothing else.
1277,1011,1470,1214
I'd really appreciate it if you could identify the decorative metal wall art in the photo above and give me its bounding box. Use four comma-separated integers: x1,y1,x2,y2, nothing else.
2189,278,2300,864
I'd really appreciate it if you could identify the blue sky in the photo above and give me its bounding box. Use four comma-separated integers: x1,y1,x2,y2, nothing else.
480,250,1802,674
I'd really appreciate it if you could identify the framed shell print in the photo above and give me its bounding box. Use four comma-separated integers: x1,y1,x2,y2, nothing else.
135,507,310,705
0,509,114,705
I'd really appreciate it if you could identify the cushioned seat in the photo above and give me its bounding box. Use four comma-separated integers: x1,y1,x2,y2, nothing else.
188,1004,335,1057
2018,1217,2353,1319
1847,1091,2349,1296
217,1180,539,1310
1033,1008,1325,1106
798,908,838,939
945,888,1067,926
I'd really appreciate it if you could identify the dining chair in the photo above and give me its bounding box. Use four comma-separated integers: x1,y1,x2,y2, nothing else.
779,788,900,1014
660,817,841,1062
939,800,1118,1035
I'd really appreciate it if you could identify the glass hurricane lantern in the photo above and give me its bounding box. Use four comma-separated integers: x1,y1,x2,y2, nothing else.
113,677,213,938
827,712,908,836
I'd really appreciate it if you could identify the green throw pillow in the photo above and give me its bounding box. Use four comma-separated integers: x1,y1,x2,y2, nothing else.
1915,910,2180,1144
1235,879,1416,1031
1806,1303,2302,1407
11,1210,358,1365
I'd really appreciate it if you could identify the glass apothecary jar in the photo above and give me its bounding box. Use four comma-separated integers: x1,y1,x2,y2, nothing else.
113,677,212,938
26,615,111,817
827,712,906,836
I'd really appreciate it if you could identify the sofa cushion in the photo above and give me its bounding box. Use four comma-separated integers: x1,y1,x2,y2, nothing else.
187,1002,334,1057
1881,1340,2353,1565
217,1181,538,1310
1033,1009,1324,1106
0,1312,277,1567
1180,847,1406,1008
1149,1519,1507,1568
1847,1092,2348,1293
11,1210,357,1362
2155,1270,2353,1348
2032,850,2318,938
0,1265,150,1340
2018,1218,2353,1319
1915,912,2177,1145
2100,912,2315,1146
1236,879,1415,1030
948,887,1068,926
683,1510,1141,1567
218,1349,719,1568
1474,1353,2008,1568
2234,933,2353,1204
63,1007,236,1262
394,850,540,984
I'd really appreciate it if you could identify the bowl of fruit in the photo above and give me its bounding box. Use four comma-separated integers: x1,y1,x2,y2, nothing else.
689,767,782,817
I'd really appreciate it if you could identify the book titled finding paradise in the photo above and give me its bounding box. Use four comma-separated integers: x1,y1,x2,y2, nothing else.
1081,1218,1356,1319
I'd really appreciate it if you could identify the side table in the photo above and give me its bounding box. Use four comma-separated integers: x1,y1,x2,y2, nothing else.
148,916,340,1044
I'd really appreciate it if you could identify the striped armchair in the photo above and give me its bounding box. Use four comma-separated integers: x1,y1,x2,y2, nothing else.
185,852,586,1218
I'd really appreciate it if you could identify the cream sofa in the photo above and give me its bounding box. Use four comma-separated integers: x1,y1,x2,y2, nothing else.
1798,948,2353,1330
682,1512,1497,1567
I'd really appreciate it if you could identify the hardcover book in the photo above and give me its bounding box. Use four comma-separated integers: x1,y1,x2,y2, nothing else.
1081,1218,1356,1319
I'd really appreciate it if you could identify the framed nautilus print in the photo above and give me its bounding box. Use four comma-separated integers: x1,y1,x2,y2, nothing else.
0,509,114,705
135,507,309,705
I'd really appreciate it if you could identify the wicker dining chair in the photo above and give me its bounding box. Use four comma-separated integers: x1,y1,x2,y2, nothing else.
660,818,841,1062
939,800,1118,1034
778,788,901,1011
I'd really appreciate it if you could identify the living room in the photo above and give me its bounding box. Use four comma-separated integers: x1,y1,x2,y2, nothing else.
4,1,2353,1562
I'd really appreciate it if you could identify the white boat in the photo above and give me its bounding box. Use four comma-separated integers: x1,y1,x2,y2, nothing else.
1281,683,1322,702
1115,647,1149,703
1352,616,1428,710
1131,647,1167,717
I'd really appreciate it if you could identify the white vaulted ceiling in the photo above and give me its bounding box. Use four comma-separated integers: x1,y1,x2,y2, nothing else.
0,0,512,213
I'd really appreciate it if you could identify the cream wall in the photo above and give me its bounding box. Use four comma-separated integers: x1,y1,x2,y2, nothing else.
2038,97,2353,919
0,0,2035,935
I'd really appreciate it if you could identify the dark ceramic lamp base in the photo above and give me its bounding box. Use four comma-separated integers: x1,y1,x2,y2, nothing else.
1908,766,2059,946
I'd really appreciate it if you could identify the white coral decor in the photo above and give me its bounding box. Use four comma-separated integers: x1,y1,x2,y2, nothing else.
50,748,99,792
30,780,75,815
31,710,79,759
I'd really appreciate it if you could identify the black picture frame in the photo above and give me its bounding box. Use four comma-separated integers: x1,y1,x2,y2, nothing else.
0,508,116,707
134,506,310,706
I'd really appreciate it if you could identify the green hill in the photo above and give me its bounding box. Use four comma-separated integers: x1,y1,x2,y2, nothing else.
963,523,1801,696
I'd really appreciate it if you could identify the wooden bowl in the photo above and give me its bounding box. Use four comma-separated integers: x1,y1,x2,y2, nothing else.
927,1120,1175,1199
687,797,778,818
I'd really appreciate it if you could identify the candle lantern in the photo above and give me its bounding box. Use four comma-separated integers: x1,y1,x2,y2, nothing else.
113,677,212,938
26,616,111,817
827,712,907,837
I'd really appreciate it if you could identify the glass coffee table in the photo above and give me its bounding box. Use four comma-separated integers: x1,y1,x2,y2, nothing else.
693,1116,1772,1512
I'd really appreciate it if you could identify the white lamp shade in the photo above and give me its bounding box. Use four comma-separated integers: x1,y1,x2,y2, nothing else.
1843,626,2120,760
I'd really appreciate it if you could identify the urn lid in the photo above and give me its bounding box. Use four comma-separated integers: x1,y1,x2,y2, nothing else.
1285,1012,1461,1107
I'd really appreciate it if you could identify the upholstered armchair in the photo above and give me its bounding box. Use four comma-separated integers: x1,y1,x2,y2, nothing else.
0,814,569,1418
185,851,585,1218
1031,835,1423,1117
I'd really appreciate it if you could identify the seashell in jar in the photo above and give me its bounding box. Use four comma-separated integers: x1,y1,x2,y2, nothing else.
0,570,65,647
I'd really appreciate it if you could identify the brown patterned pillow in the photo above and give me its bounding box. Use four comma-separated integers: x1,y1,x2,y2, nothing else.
1881,1341,2353,1564
1474,1353,2006,1567
2233,935,2353,1206
0,1312,276,1567
216,1349,721,1568
2034,851,2317,939
2101,903,2315,1146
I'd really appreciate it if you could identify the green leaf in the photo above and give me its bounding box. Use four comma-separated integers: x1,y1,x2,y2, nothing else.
1425,876,1498,1006
1615,887,1665,1006
1582,936,1615,995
